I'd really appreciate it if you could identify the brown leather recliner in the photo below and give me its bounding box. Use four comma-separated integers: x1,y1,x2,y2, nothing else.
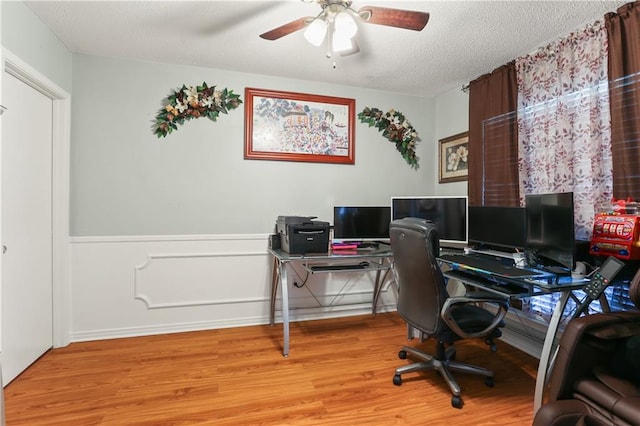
532,266,640,426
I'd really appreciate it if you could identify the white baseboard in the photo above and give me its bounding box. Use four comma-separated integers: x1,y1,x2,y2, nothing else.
71,303,398,343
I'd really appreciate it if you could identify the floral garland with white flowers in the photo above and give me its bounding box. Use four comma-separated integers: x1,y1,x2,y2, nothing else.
357,107,419,169
154,82,242,138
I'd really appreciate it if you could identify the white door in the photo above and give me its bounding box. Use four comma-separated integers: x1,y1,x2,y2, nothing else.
1,71,53,384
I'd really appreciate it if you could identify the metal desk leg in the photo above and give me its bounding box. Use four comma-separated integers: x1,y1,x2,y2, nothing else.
269,256,280,326
534,290,571,413
279,260,290,357
372,265,391,315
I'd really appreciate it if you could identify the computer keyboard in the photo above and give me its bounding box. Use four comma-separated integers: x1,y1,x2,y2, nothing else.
443,269,530,296
439,253,543,277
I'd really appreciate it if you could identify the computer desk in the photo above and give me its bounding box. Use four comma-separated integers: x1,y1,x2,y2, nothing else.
269,246,394,358
438,253,590,414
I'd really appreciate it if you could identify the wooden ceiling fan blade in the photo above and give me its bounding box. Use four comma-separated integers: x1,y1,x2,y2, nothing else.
259,17,312,40
358,6,429,31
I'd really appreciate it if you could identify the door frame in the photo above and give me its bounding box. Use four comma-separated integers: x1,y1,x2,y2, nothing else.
1,48,71,349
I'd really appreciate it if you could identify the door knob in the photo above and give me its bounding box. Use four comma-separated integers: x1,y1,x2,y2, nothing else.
2,245,6,254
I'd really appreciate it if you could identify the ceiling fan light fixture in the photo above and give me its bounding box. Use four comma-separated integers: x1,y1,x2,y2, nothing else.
334,11,357,38
332,29,353,52
304,18,328,46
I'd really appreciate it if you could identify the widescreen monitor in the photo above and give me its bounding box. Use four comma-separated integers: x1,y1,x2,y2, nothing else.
391,196,468,248
468,206,527,251
332,206,391,243
525,192,575,272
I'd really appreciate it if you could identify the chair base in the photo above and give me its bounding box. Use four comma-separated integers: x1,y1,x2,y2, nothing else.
393,345,495,409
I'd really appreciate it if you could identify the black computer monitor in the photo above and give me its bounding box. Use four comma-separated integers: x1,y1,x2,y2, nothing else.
332,206,391,243
468,206,526,251
391,196,467,248
525,192,575,272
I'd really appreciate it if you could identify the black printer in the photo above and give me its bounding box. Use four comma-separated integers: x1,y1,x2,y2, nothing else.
276,216,330,254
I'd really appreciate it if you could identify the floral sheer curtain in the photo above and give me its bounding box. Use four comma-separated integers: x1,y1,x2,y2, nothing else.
515,22,612,241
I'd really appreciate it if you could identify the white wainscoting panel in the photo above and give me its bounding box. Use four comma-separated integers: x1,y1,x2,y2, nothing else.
69,234,398,343
134,251,266,309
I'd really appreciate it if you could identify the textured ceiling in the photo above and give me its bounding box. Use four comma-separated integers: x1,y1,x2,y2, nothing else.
25,0,629,98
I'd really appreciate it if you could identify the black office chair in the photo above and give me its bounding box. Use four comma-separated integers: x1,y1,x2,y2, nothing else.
389,217,509,409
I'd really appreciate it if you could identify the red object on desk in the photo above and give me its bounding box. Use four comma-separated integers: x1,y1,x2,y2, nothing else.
331,242,359,250
331,249,359,255
589,213,640,260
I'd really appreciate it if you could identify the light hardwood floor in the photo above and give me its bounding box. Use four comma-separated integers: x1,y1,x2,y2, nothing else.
4,312,538,425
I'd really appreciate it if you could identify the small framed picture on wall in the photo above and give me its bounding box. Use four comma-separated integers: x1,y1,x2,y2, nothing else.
438,132,469,183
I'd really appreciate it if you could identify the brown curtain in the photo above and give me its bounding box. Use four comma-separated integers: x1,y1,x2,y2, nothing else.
467,62,519,206
606,1,640,200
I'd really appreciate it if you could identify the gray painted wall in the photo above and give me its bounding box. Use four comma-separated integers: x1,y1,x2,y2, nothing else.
1,1,72,92
434,86,469,196
70,54,436,236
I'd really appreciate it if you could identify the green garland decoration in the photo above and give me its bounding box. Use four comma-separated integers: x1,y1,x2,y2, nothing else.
154,82,242,138
357,107,419,169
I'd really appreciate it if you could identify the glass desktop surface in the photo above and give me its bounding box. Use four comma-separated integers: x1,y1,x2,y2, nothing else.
438,253,589,294
521,274,589,292
270,245,392,261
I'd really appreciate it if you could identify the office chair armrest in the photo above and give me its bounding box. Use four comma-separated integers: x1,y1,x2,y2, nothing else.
441,296,509,340
451,293,509,305
465,290,504,299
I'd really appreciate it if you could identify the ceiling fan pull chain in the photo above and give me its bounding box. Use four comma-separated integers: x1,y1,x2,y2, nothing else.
325,35,338,69
326,29,334,60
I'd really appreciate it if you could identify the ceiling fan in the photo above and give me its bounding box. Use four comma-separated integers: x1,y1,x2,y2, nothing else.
259,0,429,60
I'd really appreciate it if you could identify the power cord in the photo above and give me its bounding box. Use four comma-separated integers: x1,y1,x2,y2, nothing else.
293,268,310,288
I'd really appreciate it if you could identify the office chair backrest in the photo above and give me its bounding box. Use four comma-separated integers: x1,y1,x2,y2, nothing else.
390,218,448,336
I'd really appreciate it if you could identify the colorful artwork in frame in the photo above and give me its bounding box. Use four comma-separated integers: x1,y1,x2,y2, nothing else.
438,132,469,183
244,88,355,164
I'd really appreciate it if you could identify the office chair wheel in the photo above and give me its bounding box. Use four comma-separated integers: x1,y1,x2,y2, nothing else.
393,374,402,386
398,350,407,359
484,377,494,387
485,339,498,352
451,395,463,409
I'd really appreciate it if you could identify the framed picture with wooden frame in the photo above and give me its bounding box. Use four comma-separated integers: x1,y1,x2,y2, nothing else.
438,131,469,183
244,87,355,164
